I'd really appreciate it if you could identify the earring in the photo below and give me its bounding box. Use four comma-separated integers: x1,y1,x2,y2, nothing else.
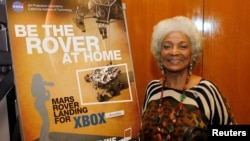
160,63,165,74
189,63,193,76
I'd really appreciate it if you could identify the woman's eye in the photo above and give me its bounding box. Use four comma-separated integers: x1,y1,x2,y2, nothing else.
163,45,172,49
179,44,188,49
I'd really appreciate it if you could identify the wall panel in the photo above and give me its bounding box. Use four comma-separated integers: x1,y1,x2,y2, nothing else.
203,0,250,123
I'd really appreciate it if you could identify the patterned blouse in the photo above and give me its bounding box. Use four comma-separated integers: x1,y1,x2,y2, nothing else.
140,79,236,141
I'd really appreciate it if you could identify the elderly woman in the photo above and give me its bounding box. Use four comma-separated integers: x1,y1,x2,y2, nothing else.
139,16,236,141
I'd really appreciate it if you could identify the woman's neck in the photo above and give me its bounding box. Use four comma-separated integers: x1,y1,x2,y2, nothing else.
162,70,190,90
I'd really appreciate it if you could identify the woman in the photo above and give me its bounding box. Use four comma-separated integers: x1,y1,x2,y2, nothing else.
139,16,236,141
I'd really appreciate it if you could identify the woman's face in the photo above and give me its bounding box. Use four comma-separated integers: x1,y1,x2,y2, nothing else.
161,31,192,73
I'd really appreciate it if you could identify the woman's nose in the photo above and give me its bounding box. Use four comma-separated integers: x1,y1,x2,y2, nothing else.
170,46,180,55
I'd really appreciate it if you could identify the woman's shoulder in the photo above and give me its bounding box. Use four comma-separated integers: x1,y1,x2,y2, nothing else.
188,75,218,89
147,79,161,88
187,75,202,89
188,75,221,93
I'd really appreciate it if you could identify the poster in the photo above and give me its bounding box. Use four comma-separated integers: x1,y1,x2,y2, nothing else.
6,0,141,140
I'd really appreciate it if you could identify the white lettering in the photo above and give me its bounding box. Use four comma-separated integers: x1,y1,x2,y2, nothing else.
26,36,100,54
83,50,121,62
212,129,247,136
15,25,38,37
